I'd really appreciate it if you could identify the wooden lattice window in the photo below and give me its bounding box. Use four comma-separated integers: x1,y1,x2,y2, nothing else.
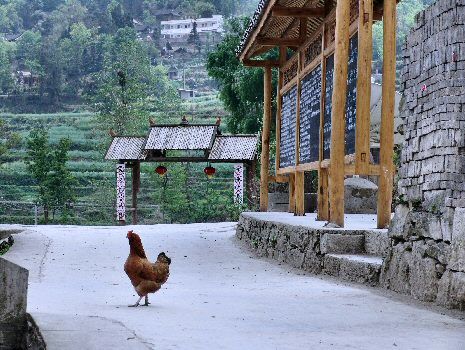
283,58,299,86
304,34,322,67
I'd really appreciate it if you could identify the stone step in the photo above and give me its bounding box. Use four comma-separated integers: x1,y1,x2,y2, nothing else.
323,254,383,286
320,233,365,254
364,230,390,256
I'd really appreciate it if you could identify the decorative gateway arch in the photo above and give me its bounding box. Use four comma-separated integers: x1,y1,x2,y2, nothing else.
105,122,259,224
238,0,398,228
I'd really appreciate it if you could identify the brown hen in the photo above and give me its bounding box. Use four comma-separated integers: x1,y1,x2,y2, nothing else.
124,230,171,307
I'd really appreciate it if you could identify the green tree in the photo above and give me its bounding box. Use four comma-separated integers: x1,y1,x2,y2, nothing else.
0,118,22,163
187,21,201,54
0,39,16,93
60,22,93,94
16,30,42,72
207,17,277,134
26,129,75,223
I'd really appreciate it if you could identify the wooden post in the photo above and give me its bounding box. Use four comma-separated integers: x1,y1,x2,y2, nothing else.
329,0,350,227
377,0,396,229
260,66,272,212
131,161,140,225
288,173,296,213
294,50,304,216
317,24,328,221
355,0,373,174
295,171,305,216
276,46,287,172
317,167,329,220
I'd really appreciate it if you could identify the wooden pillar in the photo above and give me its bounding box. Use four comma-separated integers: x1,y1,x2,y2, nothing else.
377,0,396,229
295,171,305,216
355,0,373,174
276,46,287,173
234,163,244,204
317,24,327,221
116,163,126,225
329,0,351,227
260,66,272,212
288,173,296,213
131,161,140,225
317,167,329,220
294,50,304,216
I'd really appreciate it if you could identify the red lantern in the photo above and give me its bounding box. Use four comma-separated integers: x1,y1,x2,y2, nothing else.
155,165,167,177
204,165,216,179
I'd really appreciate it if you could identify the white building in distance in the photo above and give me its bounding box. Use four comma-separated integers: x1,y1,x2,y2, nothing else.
161,15,224,52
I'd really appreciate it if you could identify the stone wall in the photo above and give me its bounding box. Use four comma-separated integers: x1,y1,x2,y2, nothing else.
381,1,465,310
0,257,46,350
236,213,389,286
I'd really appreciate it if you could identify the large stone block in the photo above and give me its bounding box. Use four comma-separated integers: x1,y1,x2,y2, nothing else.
0,258,28,323
449,207,465,272
437,271,465,310
411,242,440,302
344,177,378,214
320,233,364,254
380,243,412,295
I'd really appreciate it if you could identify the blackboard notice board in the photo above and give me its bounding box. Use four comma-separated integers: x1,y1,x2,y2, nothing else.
345,35,358,155
280,85,298,168
299,65,322,164
323,34,359,160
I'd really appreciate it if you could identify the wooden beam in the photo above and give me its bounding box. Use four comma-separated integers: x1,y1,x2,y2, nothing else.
377,0,396,229
329,0,351,227
288,173,296,213
269,175,289,183
272,5,325,18
355,0,373,174
260,66,273,212
257,37,304,47
243,59,280,67
295,171,305,216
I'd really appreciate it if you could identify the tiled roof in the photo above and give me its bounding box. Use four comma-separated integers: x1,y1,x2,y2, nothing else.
145,125,217,150
209,135,258,161
105,137,147,160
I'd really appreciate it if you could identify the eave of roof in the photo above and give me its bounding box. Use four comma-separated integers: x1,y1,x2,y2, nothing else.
236,0,393,61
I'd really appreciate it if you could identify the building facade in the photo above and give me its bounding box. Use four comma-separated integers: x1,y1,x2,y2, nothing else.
160,15,224,51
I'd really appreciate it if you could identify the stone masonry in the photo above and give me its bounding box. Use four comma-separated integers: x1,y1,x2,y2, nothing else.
380,1,465,310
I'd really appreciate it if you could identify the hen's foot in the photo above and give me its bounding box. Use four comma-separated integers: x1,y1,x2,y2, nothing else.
143,296,151,306
128,296,143,307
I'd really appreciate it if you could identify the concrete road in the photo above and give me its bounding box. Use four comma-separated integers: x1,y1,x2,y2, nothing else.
4,223,465,350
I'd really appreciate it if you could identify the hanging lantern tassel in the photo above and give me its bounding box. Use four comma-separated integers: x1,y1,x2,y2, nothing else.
204,165,216,179
155,165,167,177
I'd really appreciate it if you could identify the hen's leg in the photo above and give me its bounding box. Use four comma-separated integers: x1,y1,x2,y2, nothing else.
128,296,143,307
143,295,151,306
